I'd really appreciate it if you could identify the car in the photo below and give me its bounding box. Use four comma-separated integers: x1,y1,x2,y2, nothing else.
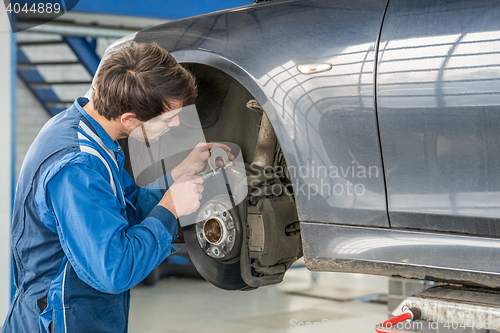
93,0,500,293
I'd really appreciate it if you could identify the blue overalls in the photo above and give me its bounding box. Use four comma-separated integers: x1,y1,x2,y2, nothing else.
2,97,178,333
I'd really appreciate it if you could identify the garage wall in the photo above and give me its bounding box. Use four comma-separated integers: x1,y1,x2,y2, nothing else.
16,78,51,177
0,7,13,325
15,33,115,177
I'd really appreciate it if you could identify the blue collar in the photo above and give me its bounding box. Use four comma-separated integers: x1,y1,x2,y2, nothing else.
74,97,120,153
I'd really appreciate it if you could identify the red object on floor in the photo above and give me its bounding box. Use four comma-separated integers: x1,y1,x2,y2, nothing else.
375,312,413,333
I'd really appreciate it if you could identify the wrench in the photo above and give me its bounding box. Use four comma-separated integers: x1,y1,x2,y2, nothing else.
197,147,230,180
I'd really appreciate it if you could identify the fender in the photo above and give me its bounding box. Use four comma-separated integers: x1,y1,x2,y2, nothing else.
136,0,390,227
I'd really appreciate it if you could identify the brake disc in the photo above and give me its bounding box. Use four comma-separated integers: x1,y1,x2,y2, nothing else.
183,168,248,290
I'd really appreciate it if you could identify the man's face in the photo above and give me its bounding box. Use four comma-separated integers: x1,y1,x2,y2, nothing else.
129,100,183,142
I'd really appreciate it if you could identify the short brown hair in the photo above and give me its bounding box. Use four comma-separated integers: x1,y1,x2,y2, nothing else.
92,42,197,121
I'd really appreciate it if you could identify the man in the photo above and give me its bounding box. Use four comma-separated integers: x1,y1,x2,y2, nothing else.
2,42,232,332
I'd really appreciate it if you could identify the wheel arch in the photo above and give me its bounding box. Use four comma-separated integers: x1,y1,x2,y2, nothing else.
172,49,302,210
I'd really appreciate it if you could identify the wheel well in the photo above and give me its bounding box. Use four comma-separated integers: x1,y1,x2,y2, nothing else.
122,63,302,289
183,64,302,288
182,63,262,164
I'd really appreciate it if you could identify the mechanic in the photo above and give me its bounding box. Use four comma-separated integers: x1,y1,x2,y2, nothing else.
2,42,232,333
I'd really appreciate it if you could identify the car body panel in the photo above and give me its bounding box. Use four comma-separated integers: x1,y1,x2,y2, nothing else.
377,0,500,236
301,222,500,288
136,0,390,227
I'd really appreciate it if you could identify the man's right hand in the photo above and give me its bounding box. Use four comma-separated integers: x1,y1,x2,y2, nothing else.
159,171,204,218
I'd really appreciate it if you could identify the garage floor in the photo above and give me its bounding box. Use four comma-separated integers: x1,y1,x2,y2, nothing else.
129,262,389,333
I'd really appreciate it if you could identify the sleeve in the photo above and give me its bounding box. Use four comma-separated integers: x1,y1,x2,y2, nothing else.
45,163,178,294
121,169,174,225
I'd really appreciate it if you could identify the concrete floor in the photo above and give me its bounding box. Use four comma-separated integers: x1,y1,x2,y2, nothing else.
129,262,389,333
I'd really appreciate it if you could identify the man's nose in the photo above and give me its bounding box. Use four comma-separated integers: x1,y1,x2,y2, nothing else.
168,115,180,127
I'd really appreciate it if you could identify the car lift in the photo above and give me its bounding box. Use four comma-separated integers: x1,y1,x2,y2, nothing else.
376,285,500,332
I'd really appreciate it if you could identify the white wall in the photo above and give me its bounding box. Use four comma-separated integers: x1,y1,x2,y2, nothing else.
0,7,12,326
16,78,51,177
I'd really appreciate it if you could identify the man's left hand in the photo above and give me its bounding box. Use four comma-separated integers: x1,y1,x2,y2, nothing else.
171,142,234,181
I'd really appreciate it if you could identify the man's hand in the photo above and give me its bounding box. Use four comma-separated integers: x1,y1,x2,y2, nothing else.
159,171,204,218
171,142,234,181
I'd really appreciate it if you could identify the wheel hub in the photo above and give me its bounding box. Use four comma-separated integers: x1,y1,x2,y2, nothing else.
196,202,236,259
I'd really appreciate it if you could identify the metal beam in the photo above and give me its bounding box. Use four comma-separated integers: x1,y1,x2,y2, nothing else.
10,10,17,304
17,49,62,117
62,36,100,75
15,0,254,21
17,21,137,38
70,0,254,20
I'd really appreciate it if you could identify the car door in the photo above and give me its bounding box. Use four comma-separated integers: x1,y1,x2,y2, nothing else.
376,0,500,236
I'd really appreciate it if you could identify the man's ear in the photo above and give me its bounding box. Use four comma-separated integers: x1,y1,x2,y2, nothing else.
120,112,141,129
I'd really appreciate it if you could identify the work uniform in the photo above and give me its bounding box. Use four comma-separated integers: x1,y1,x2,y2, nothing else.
2,97,178,333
